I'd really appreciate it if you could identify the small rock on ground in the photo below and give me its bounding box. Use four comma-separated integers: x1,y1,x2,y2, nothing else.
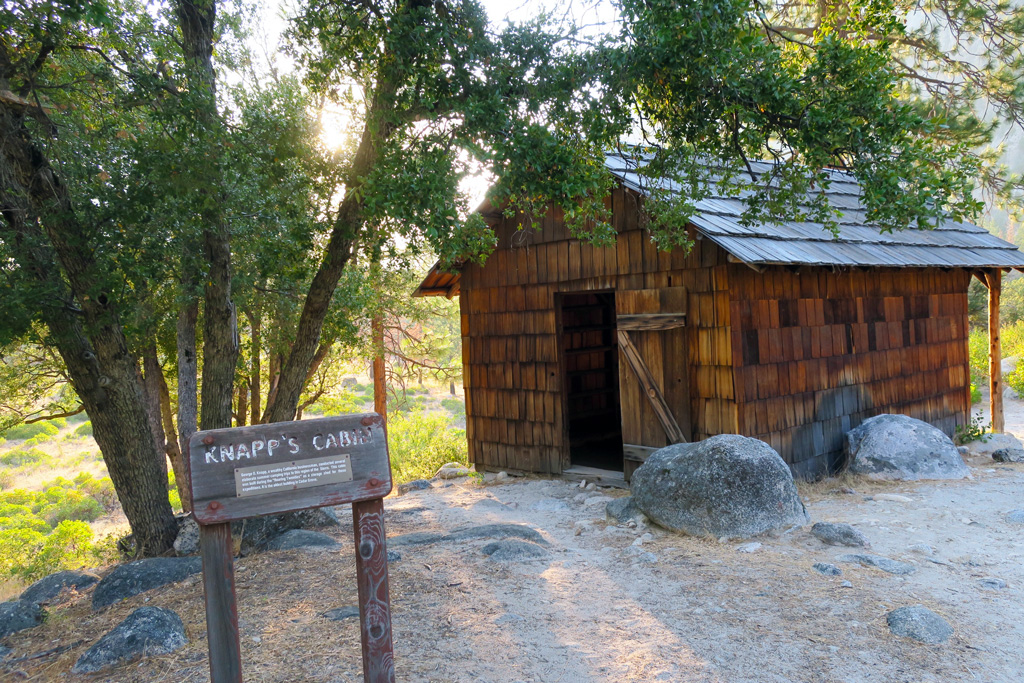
606,497,648,525
0,600,43,638
813,563,842,576
387,550,401,563
530,499,569,512
20,570,100,605
811,522,870,548
447,524,548,546
979,577,1007,590
435,463,473,480
482,540,548,562
886,606,953,644
397,479,432,494
72,606,187,674
173,517,200,556
992,448,1024,463
265,529,340,551
964,432,1024,458
323,606,360,621
92,557,202,609
1006,510,1024,524
736,542,761,553
836,553,917,575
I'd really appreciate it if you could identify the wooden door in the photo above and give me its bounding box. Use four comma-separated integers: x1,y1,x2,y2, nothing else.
616,287,691,480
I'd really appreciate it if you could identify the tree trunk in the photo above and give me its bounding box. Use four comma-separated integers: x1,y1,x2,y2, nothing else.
0,103,177,555
155,357,192,513
261,81,400,424
372,314,387,436
141,344,169,481
176,300,199,465
246,307,262,425
234,383,248,427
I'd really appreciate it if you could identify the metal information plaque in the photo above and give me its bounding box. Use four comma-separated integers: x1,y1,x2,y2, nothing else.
234,454,353,497
187,413,396,683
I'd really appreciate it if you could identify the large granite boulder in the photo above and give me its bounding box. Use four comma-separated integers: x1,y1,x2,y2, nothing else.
845,414,969,480
72,606,186,674
92,557,201,609
630,435,809,539
236,507,340,555
886,606,953,644
0,600,43,638
20,570,99,605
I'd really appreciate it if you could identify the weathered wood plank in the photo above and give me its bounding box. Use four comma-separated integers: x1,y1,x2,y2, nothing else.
617,313,687,330
617,330,687,444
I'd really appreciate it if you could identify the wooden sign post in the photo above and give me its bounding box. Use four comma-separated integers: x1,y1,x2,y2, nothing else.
188,413,395,683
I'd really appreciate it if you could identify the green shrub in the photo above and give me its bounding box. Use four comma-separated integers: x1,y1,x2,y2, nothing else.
0,521,95,581
38,488,103,526
74,421,93,437
1,420,59,442
0,527,47,578
72,473,117,510
968,328,988,385
440,397,465,415
66,412,89,425
0,470,12,490
0,448,51,468
315,391,363,417
970,382,982,405
387,410,468,483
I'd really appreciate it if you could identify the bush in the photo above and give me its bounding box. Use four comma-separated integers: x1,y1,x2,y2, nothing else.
387,410,468,483
0,420,60,442
440,397,465,415
0,521,95,581
0,448,52,468
968,328,988,385
970,382,982,405
0,470,12,490
38,488,103,526
74,421,93,437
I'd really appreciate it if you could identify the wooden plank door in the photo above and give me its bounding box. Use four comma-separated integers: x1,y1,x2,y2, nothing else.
616,287,691,480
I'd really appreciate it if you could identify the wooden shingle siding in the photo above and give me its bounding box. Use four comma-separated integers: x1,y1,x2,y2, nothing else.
729,266,971,476
461,189,737,474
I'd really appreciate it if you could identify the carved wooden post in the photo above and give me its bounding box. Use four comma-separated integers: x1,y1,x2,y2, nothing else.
353,498,396,683
988,269,1004,433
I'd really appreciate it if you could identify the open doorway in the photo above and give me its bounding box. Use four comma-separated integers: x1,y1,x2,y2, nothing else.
559,292,623,471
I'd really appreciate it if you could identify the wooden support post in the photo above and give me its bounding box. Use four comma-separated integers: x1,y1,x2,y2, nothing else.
372,314,387,428
988,269,1004,433
200,522,242,683
353,498,395,683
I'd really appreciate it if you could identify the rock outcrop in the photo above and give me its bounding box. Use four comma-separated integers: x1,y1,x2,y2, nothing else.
845,414,968,480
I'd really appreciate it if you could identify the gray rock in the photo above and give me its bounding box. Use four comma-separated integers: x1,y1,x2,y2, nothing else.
435,462,472,480
992,447,1024,463
846,414,968,480
92,557,202,609
237,507,340,555
472,498,511,512
1007,510,1024,524
811,522,870,548
606,497,648,525
20,570,99,605
964,432,1023,458
323,606,360,621
387,550,401,562
886,606,953,644
979,577,1006,590
446,523,548,546
397,479,432,494
529,499,569,512
482,540,548,562
389,531,447,547
0,600,43,638
72,606,186,674
840,580,853,588
836,553,917,575
173,517,200,556
630,435,809,539
813,562,842,576
265,529,340,551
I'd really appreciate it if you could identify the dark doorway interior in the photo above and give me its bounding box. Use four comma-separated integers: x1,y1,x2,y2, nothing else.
560,292,623,471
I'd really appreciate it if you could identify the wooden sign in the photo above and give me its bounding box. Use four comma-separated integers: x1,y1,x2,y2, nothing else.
188,413,395,683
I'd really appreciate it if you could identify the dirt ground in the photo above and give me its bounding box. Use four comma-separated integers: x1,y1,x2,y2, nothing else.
5,450,1023,683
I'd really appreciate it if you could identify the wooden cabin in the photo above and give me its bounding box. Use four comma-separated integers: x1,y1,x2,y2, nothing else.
415,154,1024,481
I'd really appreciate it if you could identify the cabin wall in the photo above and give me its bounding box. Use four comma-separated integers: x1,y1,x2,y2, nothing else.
729,266,972,478
460,188,737,475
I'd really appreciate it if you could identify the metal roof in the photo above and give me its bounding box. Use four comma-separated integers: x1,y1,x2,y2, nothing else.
605,152,1024,269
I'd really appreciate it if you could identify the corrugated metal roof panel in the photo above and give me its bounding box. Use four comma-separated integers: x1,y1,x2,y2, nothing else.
608,153,1024,269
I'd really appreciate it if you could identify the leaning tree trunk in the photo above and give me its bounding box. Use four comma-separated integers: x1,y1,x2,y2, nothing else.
0,102,177,555
141,345,169,480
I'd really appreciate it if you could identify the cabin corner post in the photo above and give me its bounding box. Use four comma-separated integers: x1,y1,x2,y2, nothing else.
987,269,1004,433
